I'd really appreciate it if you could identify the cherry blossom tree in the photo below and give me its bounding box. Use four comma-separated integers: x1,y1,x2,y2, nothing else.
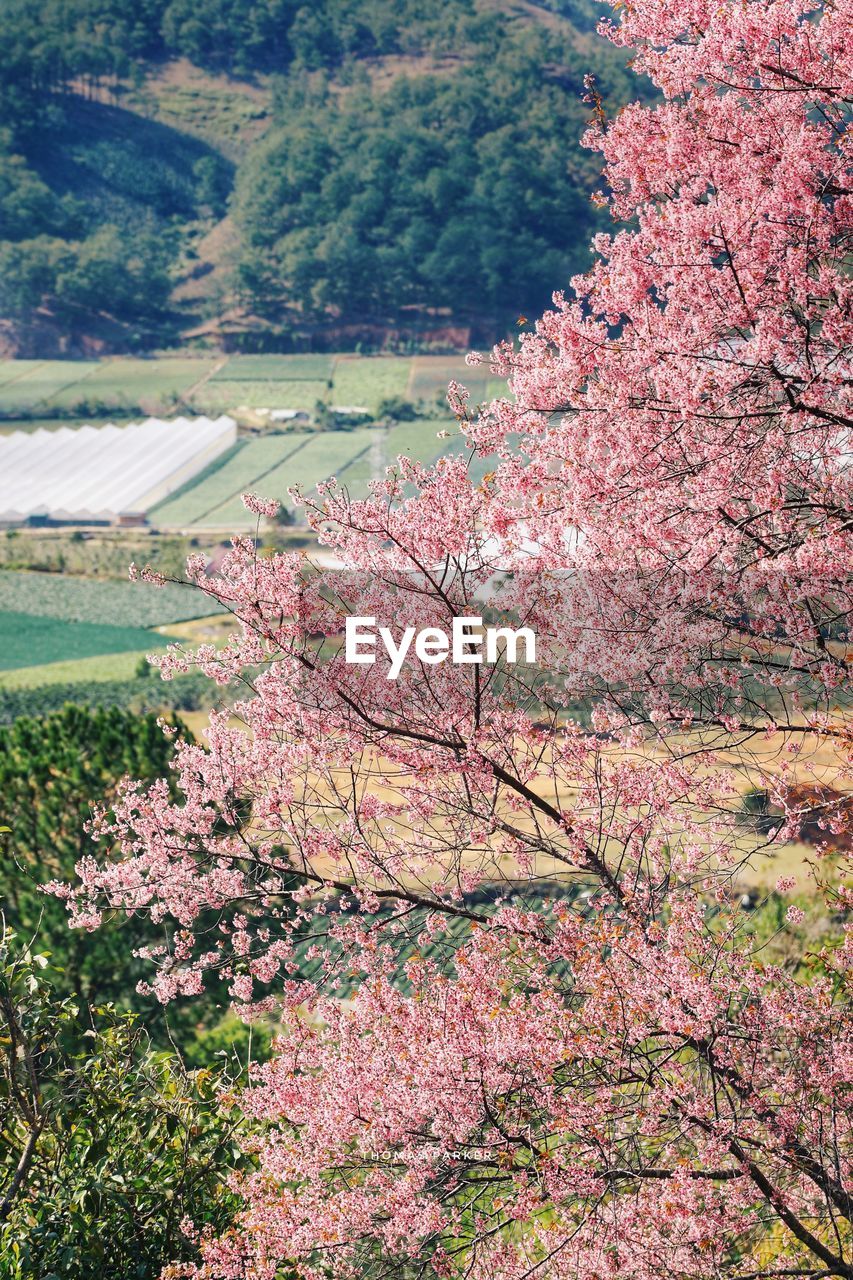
56,1,852,1278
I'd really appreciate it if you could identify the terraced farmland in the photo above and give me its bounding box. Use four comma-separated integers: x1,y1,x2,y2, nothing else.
0,353,507,424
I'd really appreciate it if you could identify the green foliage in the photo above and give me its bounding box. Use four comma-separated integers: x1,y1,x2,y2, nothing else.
0,703,283,1069
0,672,217,724
0,148,71,241
0,527,213,582
0,7,231,338
54,224,173,324
376,395,419,421
0,706,191,1013
0,223,173,331
162,0,298,74
0,0,644,351
232,22,628,327
0,931,244,1278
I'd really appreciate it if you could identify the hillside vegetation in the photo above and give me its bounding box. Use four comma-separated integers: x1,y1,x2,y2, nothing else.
0,0,643,354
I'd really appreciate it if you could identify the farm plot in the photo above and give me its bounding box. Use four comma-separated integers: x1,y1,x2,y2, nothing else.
0,361,46,388
0,570,217,628
331,357,411,409
151,433,314,527
332,453,376,498
0,362,100,413
47,358,216,409
385,419,451,467
407,356,489,405
211,355,335,382
197,428,376,527
193,379,331,413
0,609,175,673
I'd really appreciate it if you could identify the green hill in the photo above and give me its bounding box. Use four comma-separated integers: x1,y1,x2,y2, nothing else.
0,0,644,356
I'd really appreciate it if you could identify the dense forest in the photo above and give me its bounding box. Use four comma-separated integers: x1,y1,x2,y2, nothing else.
0,0,644,353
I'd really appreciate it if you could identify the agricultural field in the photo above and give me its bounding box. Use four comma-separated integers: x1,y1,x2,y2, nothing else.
0,357,216,417
151,432,316,526
190,428,376,528
0,361,100,413
331,356,412,407
0,648,163,689
0,570,217,628
0,353,507,425
150,421,459,530
208,354,334,382
47,357,217,409
195,379,332,413
0,569,227,681
0,609,175,673
407,356,490,405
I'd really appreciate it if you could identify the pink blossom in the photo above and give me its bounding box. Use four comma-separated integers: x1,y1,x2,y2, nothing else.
52,3,853,1277
241,491,280,518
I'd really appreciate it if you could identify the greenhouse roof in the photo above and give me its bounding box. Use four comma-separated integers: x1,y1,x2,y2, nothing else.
0,416,236,524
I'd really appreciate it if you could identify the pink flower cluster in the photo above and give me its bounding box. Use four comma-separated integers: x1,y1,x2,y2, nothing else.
61,1,853,1277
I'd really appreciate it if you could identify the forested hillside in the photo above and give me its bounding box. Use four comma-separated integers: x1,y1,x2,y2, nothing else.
0,0,643,353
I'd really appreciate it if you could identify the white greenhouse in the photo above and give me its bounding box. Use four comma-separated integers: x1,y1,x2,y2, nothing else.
0,416,236,526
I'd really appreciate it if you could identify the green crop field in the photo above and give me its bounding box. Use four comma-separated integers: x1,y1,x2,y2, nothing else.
197,428,375,527
0,354,504,423
0,570,218,628
47,357,216,409
211,355,335,382
0,648,166,689
385,419,450,465
151,421,475,530
151,433,315,526
331,357,412,408
0,361,100,413
193,379,331,412
407,356,490,405
0,360,48,388
0,609,176,673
